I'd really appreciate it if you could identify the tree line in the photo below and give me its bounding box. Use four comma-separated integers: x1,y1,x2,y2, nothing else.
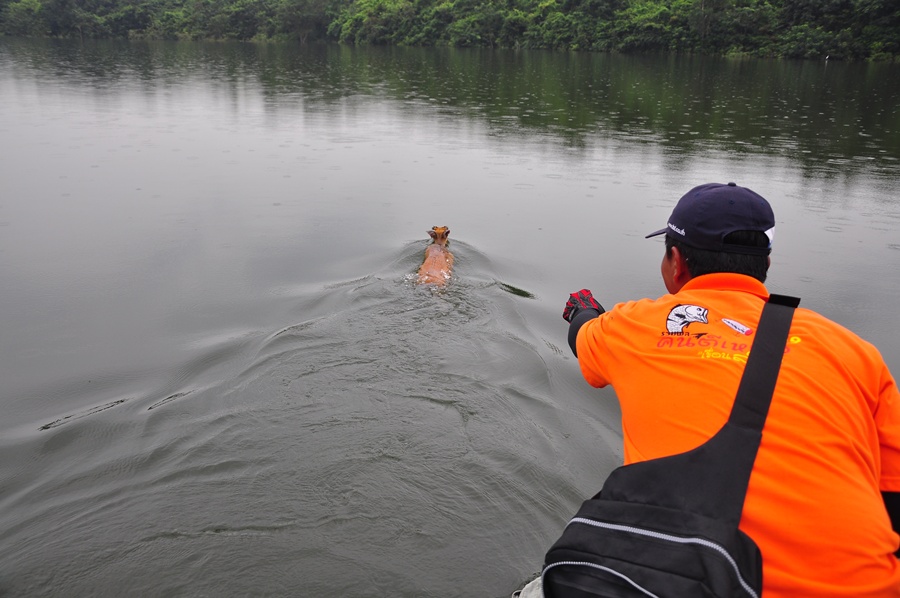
2,0,898,60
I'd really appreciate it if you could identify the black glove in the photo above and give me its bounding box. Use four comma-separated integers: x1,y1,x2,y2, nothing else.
562,289,602,323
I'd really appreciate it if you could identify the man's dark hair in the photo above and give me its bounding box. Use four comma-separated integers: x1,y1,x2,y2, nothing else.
665,230,770,283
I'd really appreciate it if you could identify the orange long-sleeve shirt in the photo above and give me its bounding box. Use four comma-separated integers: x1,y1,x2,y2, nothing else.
576,273,900,597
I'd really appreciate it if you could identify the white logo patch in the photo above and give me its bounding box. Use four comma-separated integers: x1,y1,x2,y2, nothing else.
723,319,753,335
666,304,709,333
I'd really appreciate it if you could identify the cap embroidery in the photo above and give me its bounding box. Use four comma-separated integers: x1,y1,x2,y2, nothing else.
667,223,686,236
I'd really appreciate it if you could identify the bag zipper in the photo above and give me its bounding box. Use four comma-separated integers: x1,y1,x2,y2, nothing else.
560,517,759,598
542,560,661,597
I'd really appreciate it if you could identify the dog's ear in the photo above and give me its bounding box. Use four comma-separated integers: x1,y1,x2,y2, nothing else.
428,229,437,239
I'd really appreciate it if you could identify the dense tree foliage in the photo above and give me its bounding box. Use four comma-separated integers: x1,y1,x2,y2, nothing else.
1,0,898,60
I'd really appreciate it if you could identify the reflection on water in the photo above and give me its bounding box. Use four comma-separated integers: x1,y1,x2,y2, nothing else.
1,38,899,597
3,39,898,179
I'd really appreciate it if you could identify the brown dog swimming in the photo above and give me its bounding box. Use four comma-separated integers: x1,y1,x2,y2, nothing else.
417,226,453,286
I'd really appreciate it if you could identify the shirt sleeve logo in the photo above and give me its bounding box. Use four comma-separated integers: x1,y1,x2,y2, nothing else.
665,304,709,333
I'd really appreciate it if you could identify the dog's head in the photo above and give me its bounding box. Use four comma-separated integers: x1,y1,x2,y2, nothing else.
428,226,450,245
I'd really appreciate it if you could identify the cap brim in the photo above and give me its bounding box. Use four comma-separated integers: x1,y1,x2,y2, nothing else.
645,228,667,239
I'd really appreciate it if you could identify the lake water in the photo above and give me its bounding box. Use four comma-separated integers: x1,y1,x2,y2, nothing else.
1,38,899,597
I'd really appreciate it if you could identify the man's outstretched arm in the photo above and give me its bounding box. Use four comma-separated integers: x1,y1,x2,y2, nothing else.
562,289,604,357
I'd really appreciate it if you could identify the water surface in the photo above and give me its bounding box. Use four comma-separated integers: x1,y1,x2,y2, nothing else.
1,39,899,597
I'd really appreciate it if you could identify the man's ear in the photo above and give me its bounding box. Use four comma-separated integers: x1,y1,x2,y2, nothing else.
671,245,692,288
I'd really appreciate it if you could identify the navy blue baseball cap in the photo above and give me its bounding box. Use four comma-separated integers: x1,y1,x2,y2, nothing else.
645,182,775,255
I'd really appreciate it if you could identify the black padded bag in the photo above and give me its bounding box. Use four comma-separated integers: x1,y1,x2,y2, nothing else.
543,294,800,598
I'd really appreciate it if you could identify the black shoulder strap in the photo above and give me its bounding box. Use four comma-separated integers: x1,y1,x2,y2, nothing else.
728,294,800,431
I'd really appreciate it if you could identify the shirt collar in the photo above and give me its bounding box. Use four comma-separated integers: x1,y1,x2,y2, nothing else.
679,273,769,300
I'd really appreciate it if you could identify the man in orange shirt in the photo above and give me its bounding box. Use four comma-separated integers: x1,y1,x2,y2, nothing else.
557,183,900,597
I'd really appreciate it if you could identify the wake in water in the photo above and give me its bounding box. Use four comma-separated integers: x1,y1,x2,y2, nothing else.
3,239,621,597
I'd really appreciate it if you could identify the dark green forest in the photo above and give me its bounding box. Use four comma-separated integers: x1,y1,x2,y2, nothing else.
2,0,898,60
